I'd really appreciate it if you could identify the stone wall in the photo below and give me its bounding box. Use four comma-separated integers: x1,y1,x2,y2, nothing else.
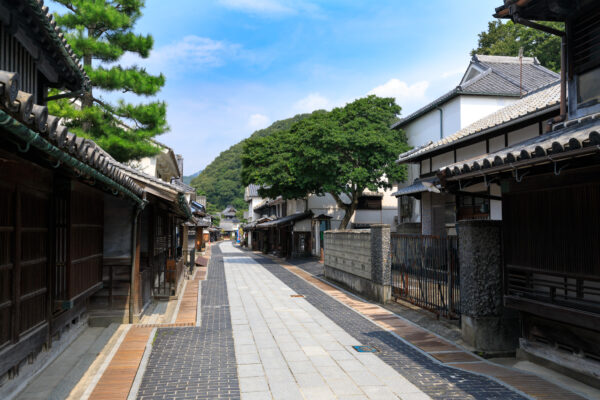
324,225,391,303
324,230,372,280
457,220,518,354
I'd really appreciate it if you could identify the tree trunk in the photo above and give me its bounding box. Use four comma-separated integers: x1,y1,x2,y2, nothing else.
332,192,359,230
81,31,93,132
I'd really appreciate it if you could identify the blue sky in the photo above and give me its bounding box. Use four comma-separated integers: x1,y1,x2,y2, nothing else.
57,1,502,174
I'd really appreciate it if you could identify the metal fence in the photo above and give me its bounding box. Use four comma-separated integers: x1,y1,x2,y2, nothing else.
391,234,460,319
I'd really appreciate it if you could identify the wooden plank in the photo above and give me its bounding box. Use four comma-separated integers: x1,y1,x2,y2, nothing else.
89,327,152,400
0,323,47,377
504,295,600,332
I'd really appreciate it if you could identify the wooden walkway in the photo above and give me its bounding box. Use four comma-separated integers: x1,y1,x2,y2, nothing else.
88,327,152,400
275,259,587,400
88,252,210,399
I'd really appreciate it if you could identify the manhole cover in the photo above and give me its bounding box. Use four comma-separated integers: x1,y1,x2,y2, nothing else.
352,345,378,353
290,294,305,298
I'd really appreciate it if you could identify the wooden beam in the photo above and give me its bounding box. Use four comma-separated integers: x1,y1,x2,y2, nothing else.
0,323,48,377
505,295,600,333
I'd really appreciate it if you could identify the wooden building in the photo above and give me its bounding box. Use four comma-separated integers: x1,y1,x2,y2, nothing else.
0,0,145,391
0,0,192,393
407,0,600,385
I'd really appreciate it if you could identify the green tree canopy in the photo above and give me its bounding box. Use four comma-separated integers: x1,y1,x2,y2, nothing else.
49,0,168,162
472,20,563,72
190,113,312,214
242,95,409,229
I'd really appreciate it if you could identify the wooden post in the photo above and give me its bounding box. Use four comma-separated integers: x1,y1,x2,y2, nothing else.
12,187,21,343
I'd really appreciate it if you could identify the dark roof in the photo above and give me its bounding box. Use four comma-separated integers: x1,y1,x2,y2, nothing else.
494,0,574,21
392,55,558,129
2,0,90,90
0,69,142,202
256,212,312,229
392,178,440,197
222,205,237,216
170,178,195,193
440,113,600,180
397,81,560,163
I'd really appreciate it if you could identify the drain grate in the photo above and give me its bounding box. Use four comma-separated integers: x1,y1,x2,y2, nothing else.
290,294,305,298
352,345,378,353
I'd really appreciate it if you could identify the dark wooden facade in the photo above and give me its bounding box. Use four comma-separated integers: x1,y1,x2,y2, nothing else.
502,166,600,361
0,148,105,377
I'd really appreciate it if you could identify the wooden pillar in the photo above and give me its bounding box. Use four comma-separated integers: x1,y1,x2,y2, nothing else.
12,188,21,343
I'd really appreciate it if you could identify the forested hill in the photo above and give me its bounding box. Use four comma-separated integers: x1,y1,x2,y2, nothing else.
190,113,312,214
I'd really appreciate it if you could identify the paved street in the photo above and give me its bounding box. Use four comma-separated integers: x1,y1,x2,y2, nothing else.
135,242,531,400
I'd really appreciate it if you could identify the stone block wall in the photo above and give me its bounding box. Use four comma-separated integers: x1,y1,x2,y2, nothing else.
324,225,391,303
324,230,372,280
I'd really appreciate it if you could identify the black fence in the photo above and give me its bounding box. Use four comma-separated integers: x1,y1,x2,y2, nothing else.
391,234,460,319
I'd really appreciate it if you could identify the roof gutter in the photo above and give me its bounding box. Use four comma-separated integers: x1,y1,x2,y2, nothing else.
0,109,145,208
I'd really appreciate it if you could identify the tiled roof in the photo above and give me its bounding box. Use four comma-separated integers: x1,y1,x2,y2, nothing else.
474,55,559,93
440,113,600,179
170,178,195,193
14,0,90,90
397,81,560,163
256,211,312,229
392,55,558,129
0,69,142,201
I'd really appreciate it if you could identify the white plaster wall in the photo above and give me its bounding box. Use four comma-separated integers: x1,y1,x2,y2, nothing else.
293,218,312,232
431,151,455,171
507,124,539,146
247,197,263,222
421,159,430,174
403,96,462,148
456,142,487,163
307,193,345,228
489,135,505,152
460,96,519,128
490,183,502,220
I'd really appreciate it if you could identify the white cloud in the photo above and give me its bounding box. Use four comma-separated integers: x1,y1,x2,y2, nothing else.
115,36,243,76
247,113,271,130
368,79,429,105
292,93,332,113
218,0,319,17
219,0,295,15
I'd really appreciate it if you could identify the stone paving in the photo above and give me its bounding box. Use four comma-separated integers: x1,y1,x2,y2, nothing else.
137,245,240,400
129,241,583,400
243,248,526,400
224,244,428,400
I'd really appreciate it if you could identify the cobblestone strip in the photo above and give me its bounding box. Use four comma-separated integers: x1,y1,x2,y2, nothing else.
250,255,526,400
137,245,240,400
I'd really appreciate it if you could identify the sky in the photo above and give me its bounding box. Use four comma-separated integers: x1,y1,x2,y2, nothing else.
57,0,502,175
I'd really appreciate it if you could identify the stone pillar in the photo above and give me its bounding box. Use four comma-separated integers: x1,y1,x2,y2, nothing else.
370,224,391,303
457,220,518,354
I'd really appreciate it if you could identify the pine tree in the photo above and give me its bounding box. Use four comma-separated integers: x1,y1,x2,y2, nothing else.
49,0,168,162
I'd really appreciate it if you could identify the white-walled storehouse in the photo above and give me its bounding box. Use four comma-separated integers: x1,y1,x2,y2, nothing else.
392,54,559,234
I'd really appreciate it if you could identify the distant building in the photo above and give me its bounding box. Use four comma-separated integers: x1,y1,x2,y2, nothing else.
219,205,240,239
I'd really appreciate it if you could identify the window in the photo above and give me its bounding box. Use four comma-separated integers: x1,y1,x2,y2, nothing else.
357,196,382,210
457,192,489,221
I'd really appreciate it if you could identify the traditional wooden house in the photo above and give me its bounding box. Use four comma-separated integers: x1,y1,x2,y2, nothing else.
0,0,147,392
395,81,561,235
0,1,193,393
395,0,600,385
393,54,559,235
